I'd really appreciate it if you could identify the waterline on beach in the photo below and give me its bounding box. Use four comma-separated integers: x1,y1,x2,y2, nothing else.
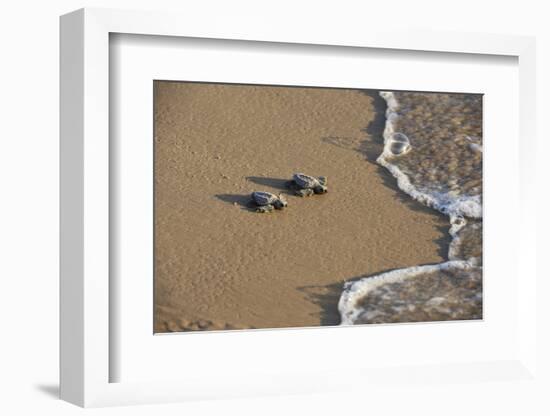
339,91,483,325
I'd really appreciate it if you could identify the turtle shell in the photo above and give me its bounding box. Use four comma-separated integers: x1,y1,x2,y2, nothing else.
292,173,319,189
251,191,278,206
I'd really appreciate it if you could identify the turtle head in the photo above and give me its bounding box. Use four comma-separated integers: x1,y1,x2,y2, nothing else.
313,184,328,194
274,194,288,209
314,176,328,194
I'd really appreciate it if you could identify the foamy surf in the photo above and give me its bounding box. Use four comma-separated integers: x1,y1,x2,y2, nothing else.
448,221,482,265
339,260,482,325
377,91,482,219
338,90,483,325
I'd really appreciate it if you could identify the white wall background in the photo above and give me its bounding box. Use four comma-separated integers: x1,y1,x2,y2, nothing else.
0,1,548,415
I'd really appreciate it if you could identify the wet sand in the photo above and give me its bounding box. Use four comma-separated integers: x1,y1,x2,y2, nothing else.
154,82,451,333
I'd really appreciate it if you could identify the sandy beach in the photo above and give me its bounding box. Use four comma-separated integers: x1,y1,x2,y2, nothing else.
154,82,451,332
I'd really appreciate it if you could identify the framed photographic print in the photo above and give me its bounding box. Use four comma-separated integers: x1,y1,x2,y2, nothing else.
60,8,540,408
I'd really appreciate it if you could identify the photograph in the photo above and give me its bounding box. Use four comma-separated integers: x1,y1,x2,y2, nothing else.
153,81,483,333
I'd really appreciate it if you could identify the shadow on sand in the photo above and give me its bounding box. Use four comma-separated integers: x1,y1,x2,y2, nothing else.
245,176,290,192
297,281,346,326
215,193,256,211
215,177,293,212
320,90,386,165
358,89,389,162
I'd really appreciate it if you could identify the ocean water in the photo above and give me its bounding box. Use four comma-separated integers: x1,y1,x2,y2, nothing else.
448,220,482,265
378,91,482,219
339,91,483,325
339,261,482,325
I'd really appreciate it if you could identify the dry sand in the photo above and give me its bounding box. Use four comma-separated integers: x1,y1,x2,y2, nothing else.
154,81,451,333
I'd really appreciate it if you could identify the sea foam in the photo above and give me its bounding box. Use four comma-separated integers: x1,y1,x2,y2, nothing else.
339,260,482,325
377,91,482,219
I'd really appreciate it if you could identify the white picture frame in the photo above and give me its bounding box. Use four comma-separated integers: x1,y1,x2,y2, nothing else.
60,7,540,408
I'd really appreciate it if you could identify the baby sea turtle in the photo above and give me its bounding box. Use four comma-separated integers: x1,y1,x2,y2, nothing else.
287,173,328,197
251,191,288,213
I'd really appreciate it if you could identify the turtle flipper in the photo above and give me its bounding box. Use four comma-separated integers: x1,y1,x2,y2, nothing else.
295,188,314,197
255,204,274,213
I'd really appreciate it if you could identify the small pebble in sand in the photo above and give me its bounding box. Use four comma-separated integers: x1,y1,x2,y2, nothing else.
197,319,210,329
178,319,192,328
